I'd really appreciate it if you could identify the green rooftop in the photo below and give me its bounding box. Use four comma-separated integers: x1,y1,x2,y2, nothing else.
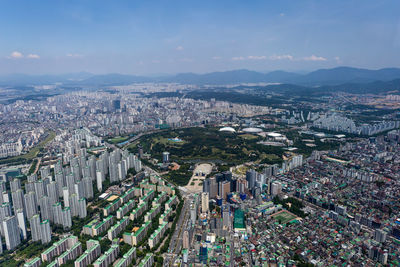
234,209,245,229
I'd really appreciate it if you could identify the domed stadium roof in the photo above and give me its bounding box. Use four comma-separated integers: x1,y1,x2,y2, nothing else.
219,127,236,132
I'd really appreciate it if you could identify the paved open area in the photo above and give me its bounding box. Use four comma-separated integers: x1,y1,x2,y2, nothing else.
184,163,213,192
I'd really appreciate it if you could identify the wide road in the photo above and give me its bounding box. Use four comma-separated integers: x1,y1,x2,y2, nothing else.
164,194,191,266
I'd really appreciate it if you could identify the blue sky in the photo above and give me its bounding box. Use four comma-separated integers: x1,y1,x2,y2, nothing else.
0,0,399,75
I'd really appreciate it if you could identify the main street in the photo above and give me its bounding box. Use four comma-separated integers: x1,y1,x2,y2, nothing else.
141,162,192,267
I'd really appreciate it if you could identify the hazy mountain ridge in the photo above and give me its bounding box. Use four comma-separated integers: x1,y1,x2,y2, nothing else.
1,67,400,92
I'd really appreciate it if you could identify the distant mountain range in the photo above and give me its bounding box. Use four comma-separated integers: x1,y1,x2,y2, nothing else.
1,67,400,90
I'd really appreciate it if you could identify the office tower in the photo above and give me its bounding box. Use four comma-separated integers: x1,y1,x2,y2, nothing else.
30,214,42,242
271,181,282,196
203,178,210,194
40,220,52,244
215,173,224,183
201,192,209,213
209,177,217,199
162,152,170,163
11,189,25,213
78,198,87,218
246,169,257,190
252,187,261,199
236,179,246,193
39,196,52,221
47,181,59,204
24,191,38,219
222,171,232,182
96,171,103,192
257,173,266,186
190,201,197,225
10,178,21,192
63,187,70,207
219,181,231,200
16,209,27,239
230,178,237,192
374,229,387,243
3,216,21,250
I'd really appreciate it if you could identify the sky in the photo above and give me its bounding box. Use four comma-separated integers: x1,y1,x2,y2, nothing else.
0,0,399,75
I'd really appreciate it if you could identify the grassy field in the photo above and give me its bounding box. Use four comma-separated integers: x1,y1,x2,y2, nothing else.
107,136,129,144
0,130,56,165
272,210,297,224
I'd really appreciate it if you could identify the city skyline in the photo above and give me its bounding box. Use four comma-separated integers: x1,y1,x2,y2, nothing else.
0,0,399,75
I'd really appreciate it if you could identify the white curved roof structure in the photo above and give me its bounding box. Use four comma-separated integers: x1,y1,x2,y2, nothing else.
242,127,263,133
219,127,236,132
267,132,282,137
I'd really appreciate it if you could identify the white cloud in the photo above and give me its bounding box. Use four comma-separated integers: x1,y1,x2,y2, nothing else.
66,53,83,58
176,46,184,51
269,54,294,60
280,13,285,17
27,54,40,59
302,55,327,61
232,56,245,61
248,55,267,60
212,56,221,60
152,60,160,63
9,51,24,59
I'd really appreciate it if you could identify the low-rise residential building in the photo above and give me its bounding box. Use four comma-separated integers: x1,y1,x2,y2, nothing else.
93,244,119,267
114,247,136,267
148,221,168,248
107,217,129,240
